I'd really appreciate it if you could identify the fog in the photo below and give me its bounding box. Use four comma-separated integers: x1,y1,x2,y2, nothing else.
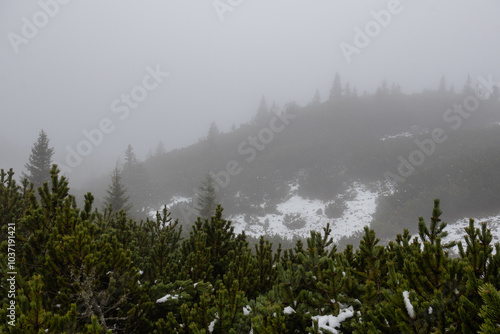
1,0,499,185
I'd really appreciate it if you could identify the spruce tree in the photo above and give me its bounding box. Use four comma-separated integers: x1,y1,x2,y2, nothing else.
253,96,270,125
438,74,447,93
376,79,390,97
23,130,54,189
310,89,321,106
122,145,150,217
207,121,220,149
343,82,352,99
103,167,132,213
196,174,218,219
329,72,342,101
155,141,166,156
123,144,137,170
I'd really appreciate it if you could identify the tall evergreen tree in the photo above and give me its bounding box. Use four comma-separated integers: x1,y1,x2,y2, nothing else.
310,89,321,106
123,144,137,171
253,96,270,125
462,74,474,96
23,130,54,188
155,141,166,157
438,74,447,93
103,167,132,213
207,121,220,149
376,79,390,97
343,82,352,99
196,174,218,219
329,72,343,101
391,82,402,96
122,145,150,217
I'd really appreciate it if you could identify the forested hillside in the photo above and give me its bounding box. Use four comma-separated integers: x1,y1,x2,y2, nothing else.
1,167,500,333
3,1,500,332
80,79,500,242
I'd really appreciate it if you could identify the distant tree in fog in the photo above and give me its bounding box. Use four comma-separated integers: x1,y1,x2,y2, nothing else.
438,74,447,93
329,72,343,101
376,79,390,97
104,167,132,213
343,82,352,99
207,121,220,149
462,74,474,96
23,129,54,189
122,144,150,217
155,141,166,156
310,89,321,106
196,174,218,219
253,96,270,125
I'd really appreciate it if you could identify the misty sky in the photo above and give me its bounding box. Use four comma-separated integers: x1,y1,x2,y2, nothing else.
1,0,499,184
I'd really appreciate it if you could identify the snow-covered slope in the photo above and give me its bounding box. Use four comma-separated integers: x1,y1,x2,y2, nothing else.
441,213,500,248
411,213,500,253
150,185,500,249
230,183,377,241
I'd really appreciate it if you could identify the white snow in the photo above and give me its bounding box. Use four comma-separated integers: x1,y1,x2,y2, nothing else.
402,291,415,319
230,183,377,241
380,132,412,141
208,314,217,333
311,306,355,334
149,195,192,217
442,214,500,251
243,305,252,316
156,294,178,303
289,182,299,193
413,213,500,254
284,306,296,314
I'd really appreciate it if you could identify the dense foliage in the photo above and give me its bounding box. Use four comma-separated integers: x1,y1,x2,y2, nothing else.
1,167,500,333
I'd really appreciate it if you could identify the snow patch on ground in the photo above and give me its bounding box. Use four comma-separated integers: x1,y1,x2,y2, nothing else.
230,183,377,241
149,195,191,217
441,213,500,250
411,213,500,253
380,132,412,141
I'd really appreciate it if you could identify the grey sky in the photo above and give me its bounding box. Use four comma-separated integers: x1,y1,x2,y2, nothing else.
1,0,499,184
